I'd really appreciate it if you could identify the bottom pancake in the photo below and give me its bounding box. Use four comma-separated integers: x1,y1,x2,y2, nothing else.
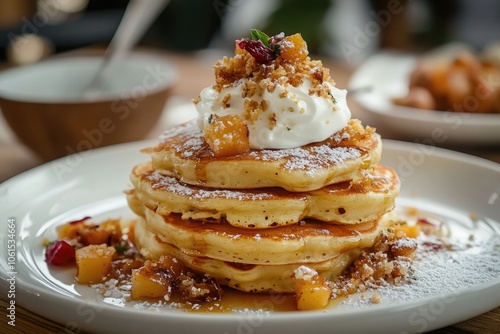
134,217,362,293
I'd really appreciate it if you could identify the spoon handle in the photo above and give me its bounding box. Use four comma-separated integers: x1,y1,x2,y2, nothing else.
89,0,171,89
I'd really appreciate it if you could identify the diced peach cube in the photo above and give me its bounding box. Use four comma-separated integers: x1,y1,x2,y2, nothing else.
398,224,421,239
390,237,417,258
75,244,115,284
79,227,110,246
279,33,308,61
292,266,331,311
130,263,171,300
203,114,250,158
100,218,123,241
57,218,89,239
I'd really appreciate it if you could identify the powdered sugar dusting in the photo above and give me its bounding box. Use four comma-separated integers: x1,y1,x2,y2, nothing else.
146,172,275,200
158,121,205,159
294,265,319,281
88,215,499,314
156,121,362,171
340,229,500,308
249,145,361,172
333,131,350,143
158,121,195,143
391,237,418,252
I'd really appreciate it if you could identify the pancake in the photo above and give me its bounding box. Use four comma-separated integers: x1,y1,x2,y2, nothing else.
139,206,394,265
123,29,405,301
129,163,400,227
143,119,382,192
134,217,361,293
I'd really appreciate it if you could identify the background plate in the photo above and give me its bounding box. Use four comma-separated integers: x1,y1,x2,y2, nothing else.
348,52,500,146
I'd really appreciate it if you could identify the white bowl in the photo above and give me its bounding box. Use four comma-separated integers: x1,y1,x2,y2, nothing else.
0,51,177,161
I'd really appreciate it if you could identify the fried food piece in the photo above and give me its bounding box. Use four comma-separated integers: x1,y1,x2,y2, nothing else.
394,50,500,113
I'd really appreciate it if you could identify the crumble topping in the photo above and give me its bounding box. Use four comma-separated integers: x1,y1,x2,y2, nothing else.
210,52,336,101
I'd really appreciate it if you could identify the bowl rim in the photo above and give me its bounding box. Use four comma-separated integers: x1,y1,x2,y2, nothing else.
0,51,177,104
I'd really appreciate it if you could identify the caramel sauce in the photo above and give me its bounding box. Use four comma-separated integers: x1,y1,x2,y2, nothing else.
132,286,346,313
161,213,377,239
200,289,346,313
182,288,298,312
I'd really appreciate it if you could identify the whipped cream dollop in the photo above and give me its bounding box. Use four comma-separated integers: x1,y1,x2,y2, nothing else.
195,78,351,149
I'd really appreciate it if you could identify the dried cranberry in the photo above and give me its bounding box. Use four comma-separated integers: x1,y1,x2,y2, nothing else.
46,240,75,265
69,216,91,225
237,39,277,63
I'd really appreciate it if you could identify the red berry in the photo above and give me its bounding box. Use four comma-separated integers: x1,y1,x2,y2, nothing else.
69,216,91,225
46,240,75,265
237,39,277,63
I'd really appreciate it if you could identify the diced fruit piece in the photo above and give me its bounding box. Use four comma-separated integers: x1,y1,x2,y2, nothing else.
75,244,116,284
292,266,331,311
279,33,308,61
156,255,185,278
56,217,90,239
45,240,75,265
416,217,446,236
398,224,421,239
79,226,111,246
203,114,250,158
236,39,277,63
112,258,144,276
130,259,173,300
100,218,123,242
390,237,418,258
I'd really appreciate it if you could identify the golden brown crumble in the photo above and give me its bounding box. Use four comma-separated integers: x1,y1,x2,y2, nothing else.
261,99,269,112
269,113,277,130
211,51,336,99
243,99,261,123
328,222,417,299
243,80,257,98
370,293,382,304
191,32,345,154
334,119,376,146
222,94,231,108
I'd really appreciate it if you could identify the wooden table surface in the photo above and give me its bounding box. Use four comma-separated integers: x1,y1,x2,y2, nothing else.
0,49,499,334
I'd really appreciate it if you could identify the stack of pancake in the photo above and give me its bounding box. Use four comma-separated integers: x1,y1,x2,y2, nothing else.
126,119,400,293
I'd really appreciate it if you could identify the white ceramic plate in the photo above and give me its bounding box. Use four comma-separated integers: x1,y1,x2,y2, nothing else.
348,52,500,146
1,140,499,334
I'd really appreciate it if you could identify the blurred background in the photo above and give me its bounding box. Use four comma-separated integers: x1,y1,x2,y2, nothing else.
1,4,499,334
1,0,500,66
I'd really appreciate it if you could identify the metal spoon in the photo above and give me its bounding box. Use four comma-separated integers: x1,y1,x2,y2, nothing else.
85,0,170,95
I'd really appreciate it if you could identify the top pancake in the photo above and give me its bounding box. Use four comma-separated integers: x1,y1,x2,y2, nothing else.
144,119,381,192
